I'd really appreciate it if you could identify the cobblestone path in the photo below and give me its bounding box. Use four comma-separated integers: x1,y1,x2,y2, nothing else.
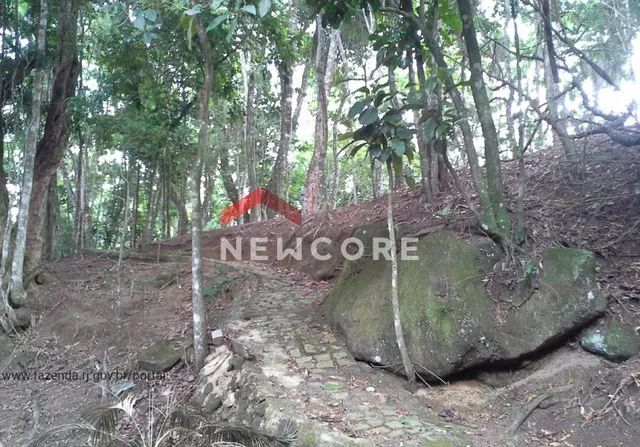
221,271,461,446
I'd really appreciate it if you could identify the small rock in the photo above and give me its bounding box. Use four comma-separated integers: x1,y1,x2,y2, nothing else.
211,329,225,347
0,336,14,360
203,394,222,413
230,356,245,371
223,392,236,408
365,386,375,393
138,340,180,372
13,308,32,330
580,320,640,362
230,339,255,360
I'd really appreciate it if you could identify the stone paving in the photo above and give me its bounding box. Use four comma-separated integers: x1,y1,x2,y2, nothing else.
220,272,463,447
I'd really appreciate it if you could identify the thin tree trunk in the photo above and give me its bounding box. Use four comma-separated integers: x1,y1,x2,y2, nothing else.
192,17,214,371
131,162,140,248
502,0,518,158
512,3,526,244
386,161,415,384
407,51,430,201
292,59,310,135
388,67,405,190
457,0,511,237
5,0,48,311
244,59,258,221
269,61,293,202
73,143,85,252
117,160,130,269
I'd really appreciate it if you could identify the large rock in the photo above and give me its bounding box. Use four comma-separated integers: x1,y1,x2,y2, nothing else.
580,319,640,362
138,340,180,372
325,231,606,379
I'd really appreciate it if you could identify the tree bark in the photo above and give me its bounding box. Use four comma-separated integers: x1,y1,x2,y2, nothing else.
386,161,415,384
457,0,511,237
192,17,214,371
244,59,258,221
4,0,48,312
25,0,79,275
303,17,335,216
269,61,294,201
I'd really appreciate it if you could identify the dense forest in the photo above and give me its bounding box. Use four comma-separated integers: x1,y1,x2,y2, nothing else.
1,0,640,446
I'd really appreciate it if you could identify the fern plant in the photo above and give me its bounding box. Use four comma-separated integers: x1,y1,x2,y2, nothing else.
29,393,297,447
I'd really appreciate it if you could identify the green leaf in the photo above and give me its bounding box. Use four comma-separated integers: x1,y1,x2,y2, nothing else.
425,76,439,94
380,148,392,163
359,107,379,125
258,0,272,17
143,9,158,22
132,14,146,29
423,117,437,141
396,127,415,139
207,14,228,32
322,382,343,391
348,99,369,119
404,99,424,110
185,5,202,16
369,144,383,159
337,131,355,142
142,31,158,45
349,142,367,157
439,0,463,33
389,138,406,156
374,90,388,107
382,111,402,126
226,18,238,42
241,4,257,15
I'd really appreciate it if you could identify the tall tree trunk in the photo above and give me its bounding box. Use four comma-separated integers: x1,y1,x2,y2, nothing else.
244,60,258,221
131,162,140,248
117,159,130,269
73,143,85,252
303,17,335,216
269,61,294,202
25,0,79,275
219,140,240,208
0,113,8,243
3,0,48,313
192,17,214,372
407,51,431,202
457,0,511,238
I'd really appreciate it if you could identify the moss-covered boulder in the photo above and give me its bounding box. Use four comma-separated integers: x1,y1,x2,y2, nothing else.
580,320,640,362
138,340,180,372
325,231,606,379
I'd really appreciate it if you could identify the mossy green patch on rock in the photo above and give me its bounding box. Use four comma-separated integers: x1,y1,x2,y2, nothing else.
580,319,640,362
325,230,606,379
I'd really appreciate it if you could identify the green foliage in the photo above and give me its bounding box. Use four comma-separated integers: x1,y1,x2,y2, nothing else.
344,84,415,165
